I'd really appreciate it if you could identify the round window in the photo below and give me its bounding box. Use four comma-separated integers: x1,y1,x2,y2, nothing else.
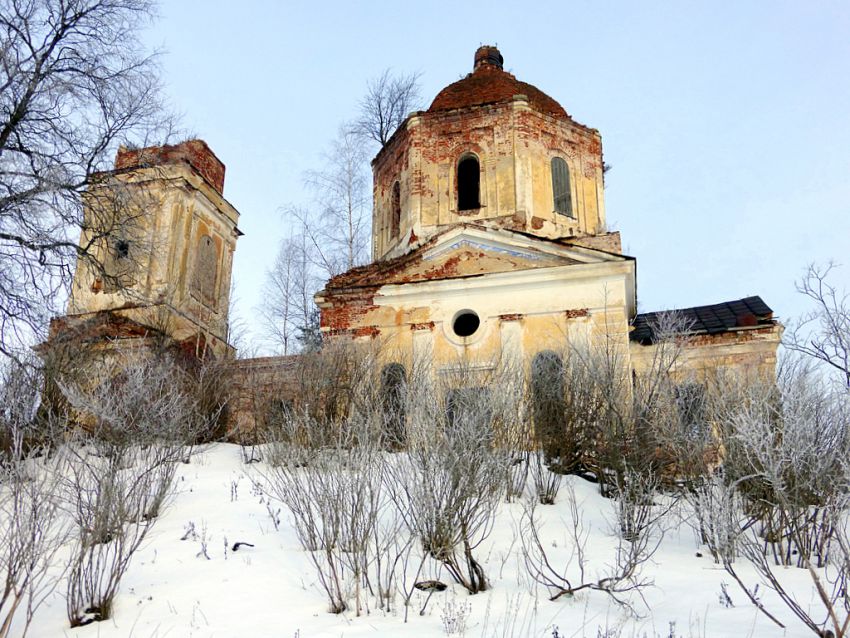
452,310,480,337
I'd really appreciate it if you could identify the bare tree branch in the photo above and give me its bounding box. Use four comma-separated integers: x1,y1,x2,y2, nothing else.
351,69,422,148
0,0,176,357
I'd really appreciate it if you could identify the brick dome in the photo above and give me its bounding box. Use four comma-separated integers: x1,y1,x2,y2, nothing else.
428,46,568,119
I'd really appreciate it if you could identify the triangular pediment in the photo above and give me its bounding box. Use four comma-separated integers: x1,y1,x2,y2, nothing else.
324,225,630,290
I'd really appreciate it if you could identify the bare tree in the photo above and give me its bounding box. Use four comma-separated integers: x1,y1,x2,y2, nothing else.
786,262,850,388
296,127,371,278
0,0,175,357
259,232,318,355
351,69,423,148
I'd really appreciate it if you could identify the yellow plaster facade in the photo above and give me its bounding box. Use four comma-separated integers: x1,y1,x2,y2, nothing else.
318,46,782,381
56,140,241,358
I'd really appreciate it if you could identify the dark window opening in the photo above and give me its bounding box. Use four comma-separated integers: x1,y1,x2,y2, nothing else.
103,238,133,292
531,351,571,473
114,239,130,259
452,311,480,337
675,383,708,441
380,363,406,449
457,156,480,211
446,386,493,436
390,181,401,239
551,157,573,217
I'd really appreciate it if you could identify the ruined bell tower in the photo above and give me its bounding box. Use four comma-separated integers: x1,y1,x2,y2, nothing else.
53,140,242,358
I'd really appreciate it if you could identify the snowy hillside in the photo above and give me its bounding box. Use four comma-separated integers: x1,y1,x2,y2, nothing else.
14,443,816,638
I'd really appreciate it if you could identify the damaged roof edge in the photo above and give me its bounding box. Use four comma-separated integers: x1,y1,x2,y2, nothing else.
630,296,776,344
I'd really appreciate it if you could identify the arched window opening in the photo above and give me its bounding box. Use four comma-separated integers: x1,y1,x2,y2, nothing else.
531,350,570,474
457,155,480,211
192,234,219,304
381,363,407,449
446,386,493,439
390,181,401,239
675,383,708,441
551,157,573,217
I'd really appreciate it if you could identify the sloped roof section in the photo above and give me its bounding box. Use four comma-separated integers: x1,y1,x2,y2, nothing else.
428,46,568,119
630,296,775,345
321,224,626,292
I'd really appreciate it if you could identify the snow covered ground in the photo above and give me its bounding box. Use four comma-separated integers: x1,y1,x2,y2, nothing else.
20,444,818,638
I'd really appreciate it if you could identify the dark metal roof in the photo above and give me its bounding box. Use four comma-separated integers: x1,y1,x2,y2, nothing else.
630,296,774,345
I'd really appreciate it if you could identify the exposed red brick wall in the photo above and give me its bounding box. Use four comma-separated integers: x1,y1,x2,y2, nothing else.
115,139,226,194
568,232,622,254
687,326,777,347
319,289,379,333
429,48,568,119
373,98,602,255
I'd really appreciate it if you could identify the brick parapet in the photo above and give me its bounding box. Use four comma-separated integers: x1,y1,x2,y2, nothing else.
115,140,226,194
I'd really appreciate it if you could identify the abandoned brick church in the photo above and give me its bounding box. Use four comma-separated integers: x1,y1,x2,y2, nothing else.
45,46,782,434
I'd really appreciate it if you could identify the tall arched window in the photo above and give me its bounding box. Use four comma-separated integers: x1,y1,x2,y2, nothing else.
457,155,480,211
390,181,401,238
531,350,568,470
551,157,573,217
446,386,493,439
380,363,407,449
192,234,218,304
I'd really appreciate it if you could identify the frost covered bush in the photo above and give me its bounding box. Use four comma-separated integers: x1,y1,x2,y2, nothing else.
59,354,204,626
0,361,70,638
387,360,512,595
259,343,406,615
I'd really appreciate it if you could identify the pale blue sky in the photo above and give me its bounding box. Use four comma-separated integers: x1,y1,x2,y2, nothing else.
144,1,850,352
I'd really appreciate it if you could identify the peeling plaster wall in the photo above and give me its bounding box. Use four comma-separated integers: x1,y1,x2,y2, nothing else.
372,101,606,261
318,258,635,372
629,325,783,380
66,142,241,357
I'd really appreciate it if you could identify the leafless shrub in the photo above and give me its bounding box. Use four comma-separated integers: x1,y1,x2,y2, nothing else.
262,426,382,615
710,361,850,636
685,472,747,564
258,343,405,615
528,312,692,499
58,353,203,626
530,450,562,505
387,358,510,595
0,360,71,637
440,595,472,637
488,356,532,502
520,473,663,616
